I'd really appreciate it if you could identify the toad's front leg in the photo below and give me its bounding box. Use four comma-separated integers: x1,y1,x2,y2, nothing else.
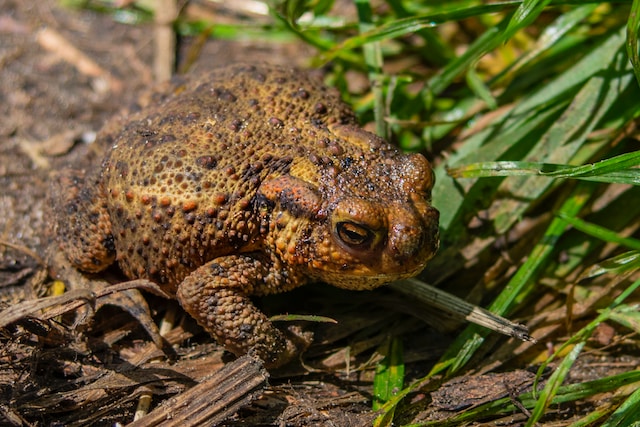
176,255,311,368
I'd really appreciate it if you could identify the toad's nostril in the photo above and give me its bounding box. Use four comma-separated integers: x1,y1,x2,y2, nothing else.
388,205,440,263
389,223,423,260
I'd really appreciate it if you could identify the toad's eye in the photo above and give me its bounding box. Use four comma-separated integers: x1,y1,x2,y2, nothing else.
336,222,374,247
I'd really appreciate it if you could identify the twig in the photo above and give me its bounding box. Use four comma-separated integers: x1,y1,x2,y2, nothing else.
154,0,178,81
391,278,536,343
127,355,269,427
36,27,122,92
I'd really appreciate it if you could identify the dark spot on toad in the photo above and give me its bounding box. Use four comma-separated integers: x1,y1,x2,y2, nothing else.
269,117,284,128
294,88,310,99
340,156,354,169
213,87,237,102
314,103,327,114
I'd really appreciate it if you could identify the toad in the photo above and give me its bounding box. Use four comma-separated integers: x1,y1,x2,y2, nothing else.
52,63,439,367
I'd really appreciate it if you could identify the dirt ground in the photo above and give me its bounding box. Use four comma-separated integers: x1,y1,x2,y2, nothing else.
1,1,638,426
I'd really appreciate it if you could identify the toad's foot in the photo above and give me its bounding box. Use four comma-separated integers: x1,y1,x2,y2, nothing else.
176,255,312,368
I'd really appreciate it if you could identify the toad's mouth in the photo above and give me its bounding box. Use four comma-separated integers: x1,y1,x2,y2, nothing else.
324,270,423,290
311,253,436,291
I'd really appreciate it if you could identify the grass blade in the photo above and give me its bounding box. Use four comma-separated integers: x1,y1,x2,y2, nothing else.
372,337,405,410
556,213,640,250
447,151,640,185
627,0,640,87
601,382,640,426
526,342,585,426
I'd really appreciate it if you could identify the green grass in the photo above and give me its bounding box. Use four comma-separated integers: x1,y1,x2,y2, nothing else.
66,0,640,424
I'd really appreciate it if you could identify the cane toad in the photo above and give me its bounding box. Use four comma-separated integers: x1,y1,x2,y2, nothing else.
53,63,439,367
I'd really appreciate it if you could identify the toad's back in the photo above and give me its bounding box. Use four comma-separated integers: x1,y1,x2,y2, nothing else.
100,64,359,288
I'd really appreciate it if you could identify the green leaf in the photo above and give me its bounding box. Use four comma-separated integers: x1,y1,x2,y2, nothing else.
627,0,640,87
556,213,640,251
355,0,386,137
372,337,405,410
503,0,553,41
607,304,640,335
270,314,338,323
579,250,640,280
319,3,512,66
466,67,497,110
601,382,640,427
447,151,640,185
526,342,585,426
496,4,599,84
